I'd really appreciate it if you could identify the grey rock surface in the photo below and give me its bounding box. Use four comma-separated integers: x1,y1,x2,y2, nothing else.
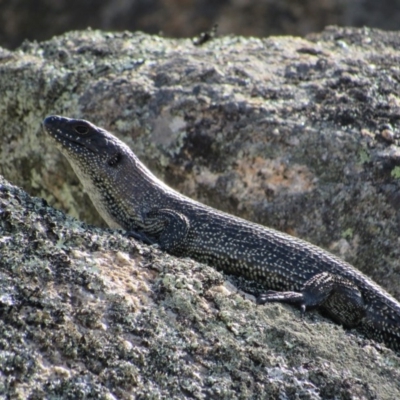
1,26,400,397
1,175,400,399
0,26,399,297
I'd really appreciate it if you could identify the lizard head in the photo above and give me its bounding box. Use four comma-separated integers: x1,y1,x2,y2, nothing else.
43,115,131,168
42,115,154,229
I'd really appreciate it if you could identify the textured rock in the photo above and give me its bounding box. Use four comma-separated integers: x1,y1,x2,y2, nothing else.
1,174,400,399
1,26,400,398
0,26,399,300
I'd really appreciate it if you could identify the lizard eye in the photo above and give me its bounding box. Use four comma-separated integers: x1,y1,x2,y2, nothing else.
74,125,89,134
108,152,122,167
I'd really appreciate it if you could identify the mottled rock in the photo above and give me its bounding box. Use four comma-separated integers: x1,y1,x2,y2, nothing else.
1,174,400,398
0,26,399,301
1,26,400,397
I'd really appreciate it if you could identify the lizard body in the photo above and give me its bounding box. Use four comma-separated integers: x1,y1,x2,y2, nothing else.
43,115,400,350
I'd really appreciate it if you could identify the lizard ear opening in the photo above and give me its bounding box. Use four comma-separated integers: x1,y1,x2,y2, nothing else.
108,152,122,167
74,125,89,134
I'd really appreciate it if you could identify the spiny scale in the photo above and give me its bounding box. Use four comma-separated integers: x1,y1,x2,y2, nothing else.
43,115,400,351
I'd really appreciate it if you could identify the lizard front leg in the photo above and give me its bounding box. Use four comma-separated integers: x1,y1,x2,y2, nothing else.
142,208,191,253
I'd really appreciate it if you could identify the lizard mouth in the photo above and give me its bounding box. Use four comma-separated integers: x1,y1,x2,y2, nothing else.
43,115,91,149
44,125,99,154
46,129,91,151
43,115,115,156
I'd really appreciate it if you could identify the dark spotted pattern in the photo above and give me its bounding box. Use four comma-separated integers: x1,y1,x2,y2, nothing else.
43,115,400,351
